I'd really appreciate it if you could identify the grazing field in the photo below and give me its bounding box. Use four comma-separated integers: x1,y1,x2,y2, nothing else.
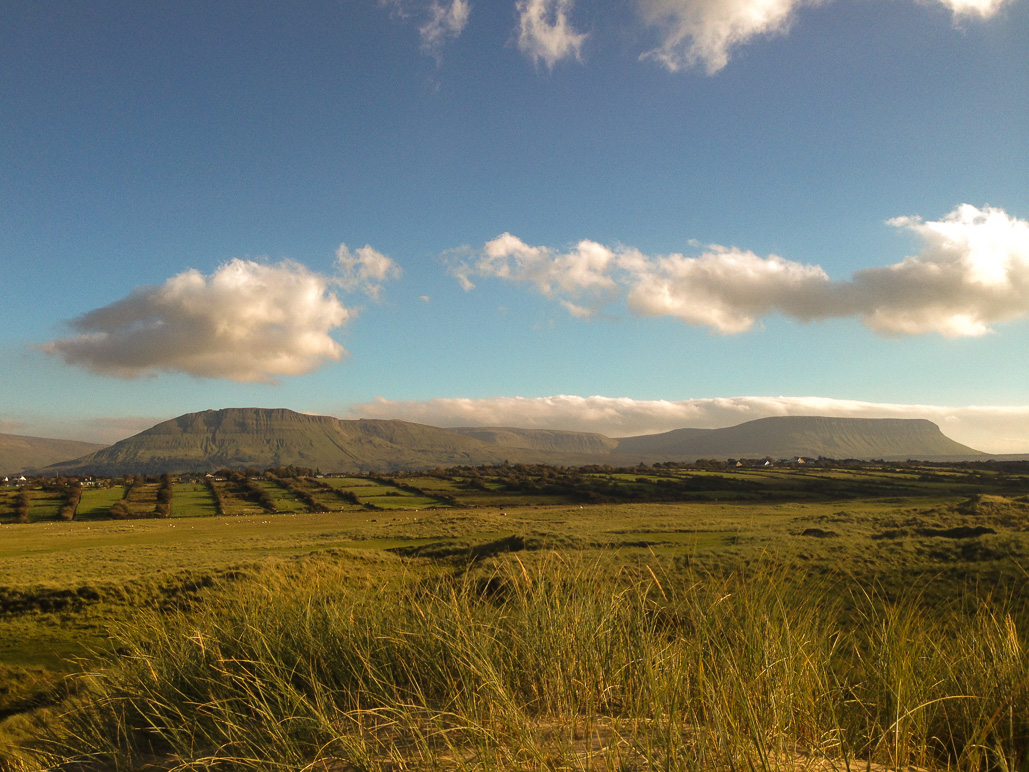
75,486,127,519
169,482,218,517
0,462,1027,770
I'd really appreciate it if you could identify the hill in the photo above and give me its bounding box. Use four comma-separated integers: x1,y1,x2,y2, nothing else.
0,433,106,476
614,416,980,460
42,409,983,475
44,408,567,475
449,426,619,455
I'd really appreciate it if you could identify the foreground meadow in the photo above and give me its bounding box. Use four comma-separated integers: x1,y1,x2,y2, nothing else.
1,465,1027,770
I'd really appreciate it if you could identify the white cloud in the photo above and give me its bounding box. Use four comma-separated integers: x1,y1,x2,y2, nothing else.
515,0,588,68
636,0,1010,73
936,0,1011,17
420,0,472,54
452,233,619,316
451,205,1029,337
381,0,471,57
349,394,1029,453
638,0,816,74
850,205,1029,337
335,243,403,301
43,259,352,383
623,246,832,333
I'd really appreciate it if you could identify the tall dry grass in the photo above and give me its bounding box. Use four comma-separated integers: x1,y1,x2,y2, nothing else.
31,552,1029,771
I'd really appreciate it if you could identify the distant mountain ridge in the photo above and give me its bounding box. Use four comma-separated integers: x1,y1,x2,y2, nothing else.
39,407,984,476
614,416,976,460
0,433,106,476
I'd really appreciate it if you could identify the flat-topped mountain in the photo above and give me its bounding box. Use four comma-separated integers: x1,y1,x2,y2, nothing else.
614,416,978,461
44,408,565,476
0,433,106,476
42,408,983,475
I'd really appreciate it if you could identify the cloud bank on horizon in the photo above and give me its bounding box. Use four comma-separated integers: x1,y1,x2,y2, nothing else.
350,394,1029,454
452,205,1029,337
42,246,401,383
386,0,1011,72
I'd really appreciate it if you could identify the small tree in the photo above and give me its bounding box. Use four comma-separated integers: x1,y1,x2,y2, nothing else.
14,488,31,523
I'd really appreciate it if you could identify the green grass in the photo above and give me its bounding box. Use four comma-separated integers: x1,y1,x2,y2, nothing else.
209,479,266,516
25,490,64,522
75,486,127,519
0,489,17,518
253,478,309,513
291,478,360,511
169,483,218,517
2,472,1029,770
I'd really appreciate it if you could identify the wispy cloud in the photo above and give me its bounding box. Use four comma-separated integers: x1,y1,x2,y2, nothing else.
450,204,1029,337
637,0,1012,73
42,246,402,383
381,0,472,57
515,0,588,68
349,394,1029,453
336,243,403,301
380,0,1008,74
420,0,472,55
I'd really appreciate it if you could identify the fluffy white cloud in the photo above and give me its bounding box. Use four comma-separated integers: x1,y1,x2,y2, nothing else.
420,0,471,54
624,246,832,333
335,243,403,301
349,394,1029,453
452,205,1029,337
636,0,1011,73
452,233,618,316
515,0,588,68
43,259,354,383
850,205,1029,337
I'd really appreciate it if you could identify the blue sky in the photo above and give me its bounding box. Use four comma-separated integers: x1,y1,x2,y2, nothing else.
2,0,1028,452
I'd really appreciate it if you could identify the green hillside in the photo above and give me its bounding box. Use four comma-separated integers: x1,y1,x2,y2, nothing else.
449,426,619,454
46,408,542,475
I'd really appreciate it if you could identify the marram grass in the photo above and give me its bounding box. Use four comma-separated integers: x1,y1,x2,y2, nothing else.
23,553,1029,772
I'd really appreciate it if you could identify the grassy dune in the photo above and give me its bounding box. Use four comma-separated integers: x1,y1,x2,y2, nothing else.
0,467,1027,770
25,554,1029,772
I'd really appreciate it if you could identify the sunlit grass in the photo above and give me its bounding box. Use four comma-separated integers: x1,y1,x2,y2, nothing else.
169,483,218,517
26,553,1029,772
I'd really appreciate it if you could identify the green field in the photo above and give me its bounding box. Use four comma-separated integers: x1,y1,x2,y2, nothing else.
252,478,309,513
75,485,127,519
1,464,1028,770
169,482,218,517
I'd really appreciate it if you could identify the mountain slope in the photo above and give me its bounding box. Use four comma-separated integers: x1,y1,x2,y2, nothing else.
0,433,106,476
45,408,554,475
449,427,619,455
614,416,980,460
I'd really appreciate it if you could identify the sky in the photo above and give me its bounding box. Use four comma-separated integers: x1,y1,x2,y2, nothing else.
2,0,1028,453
